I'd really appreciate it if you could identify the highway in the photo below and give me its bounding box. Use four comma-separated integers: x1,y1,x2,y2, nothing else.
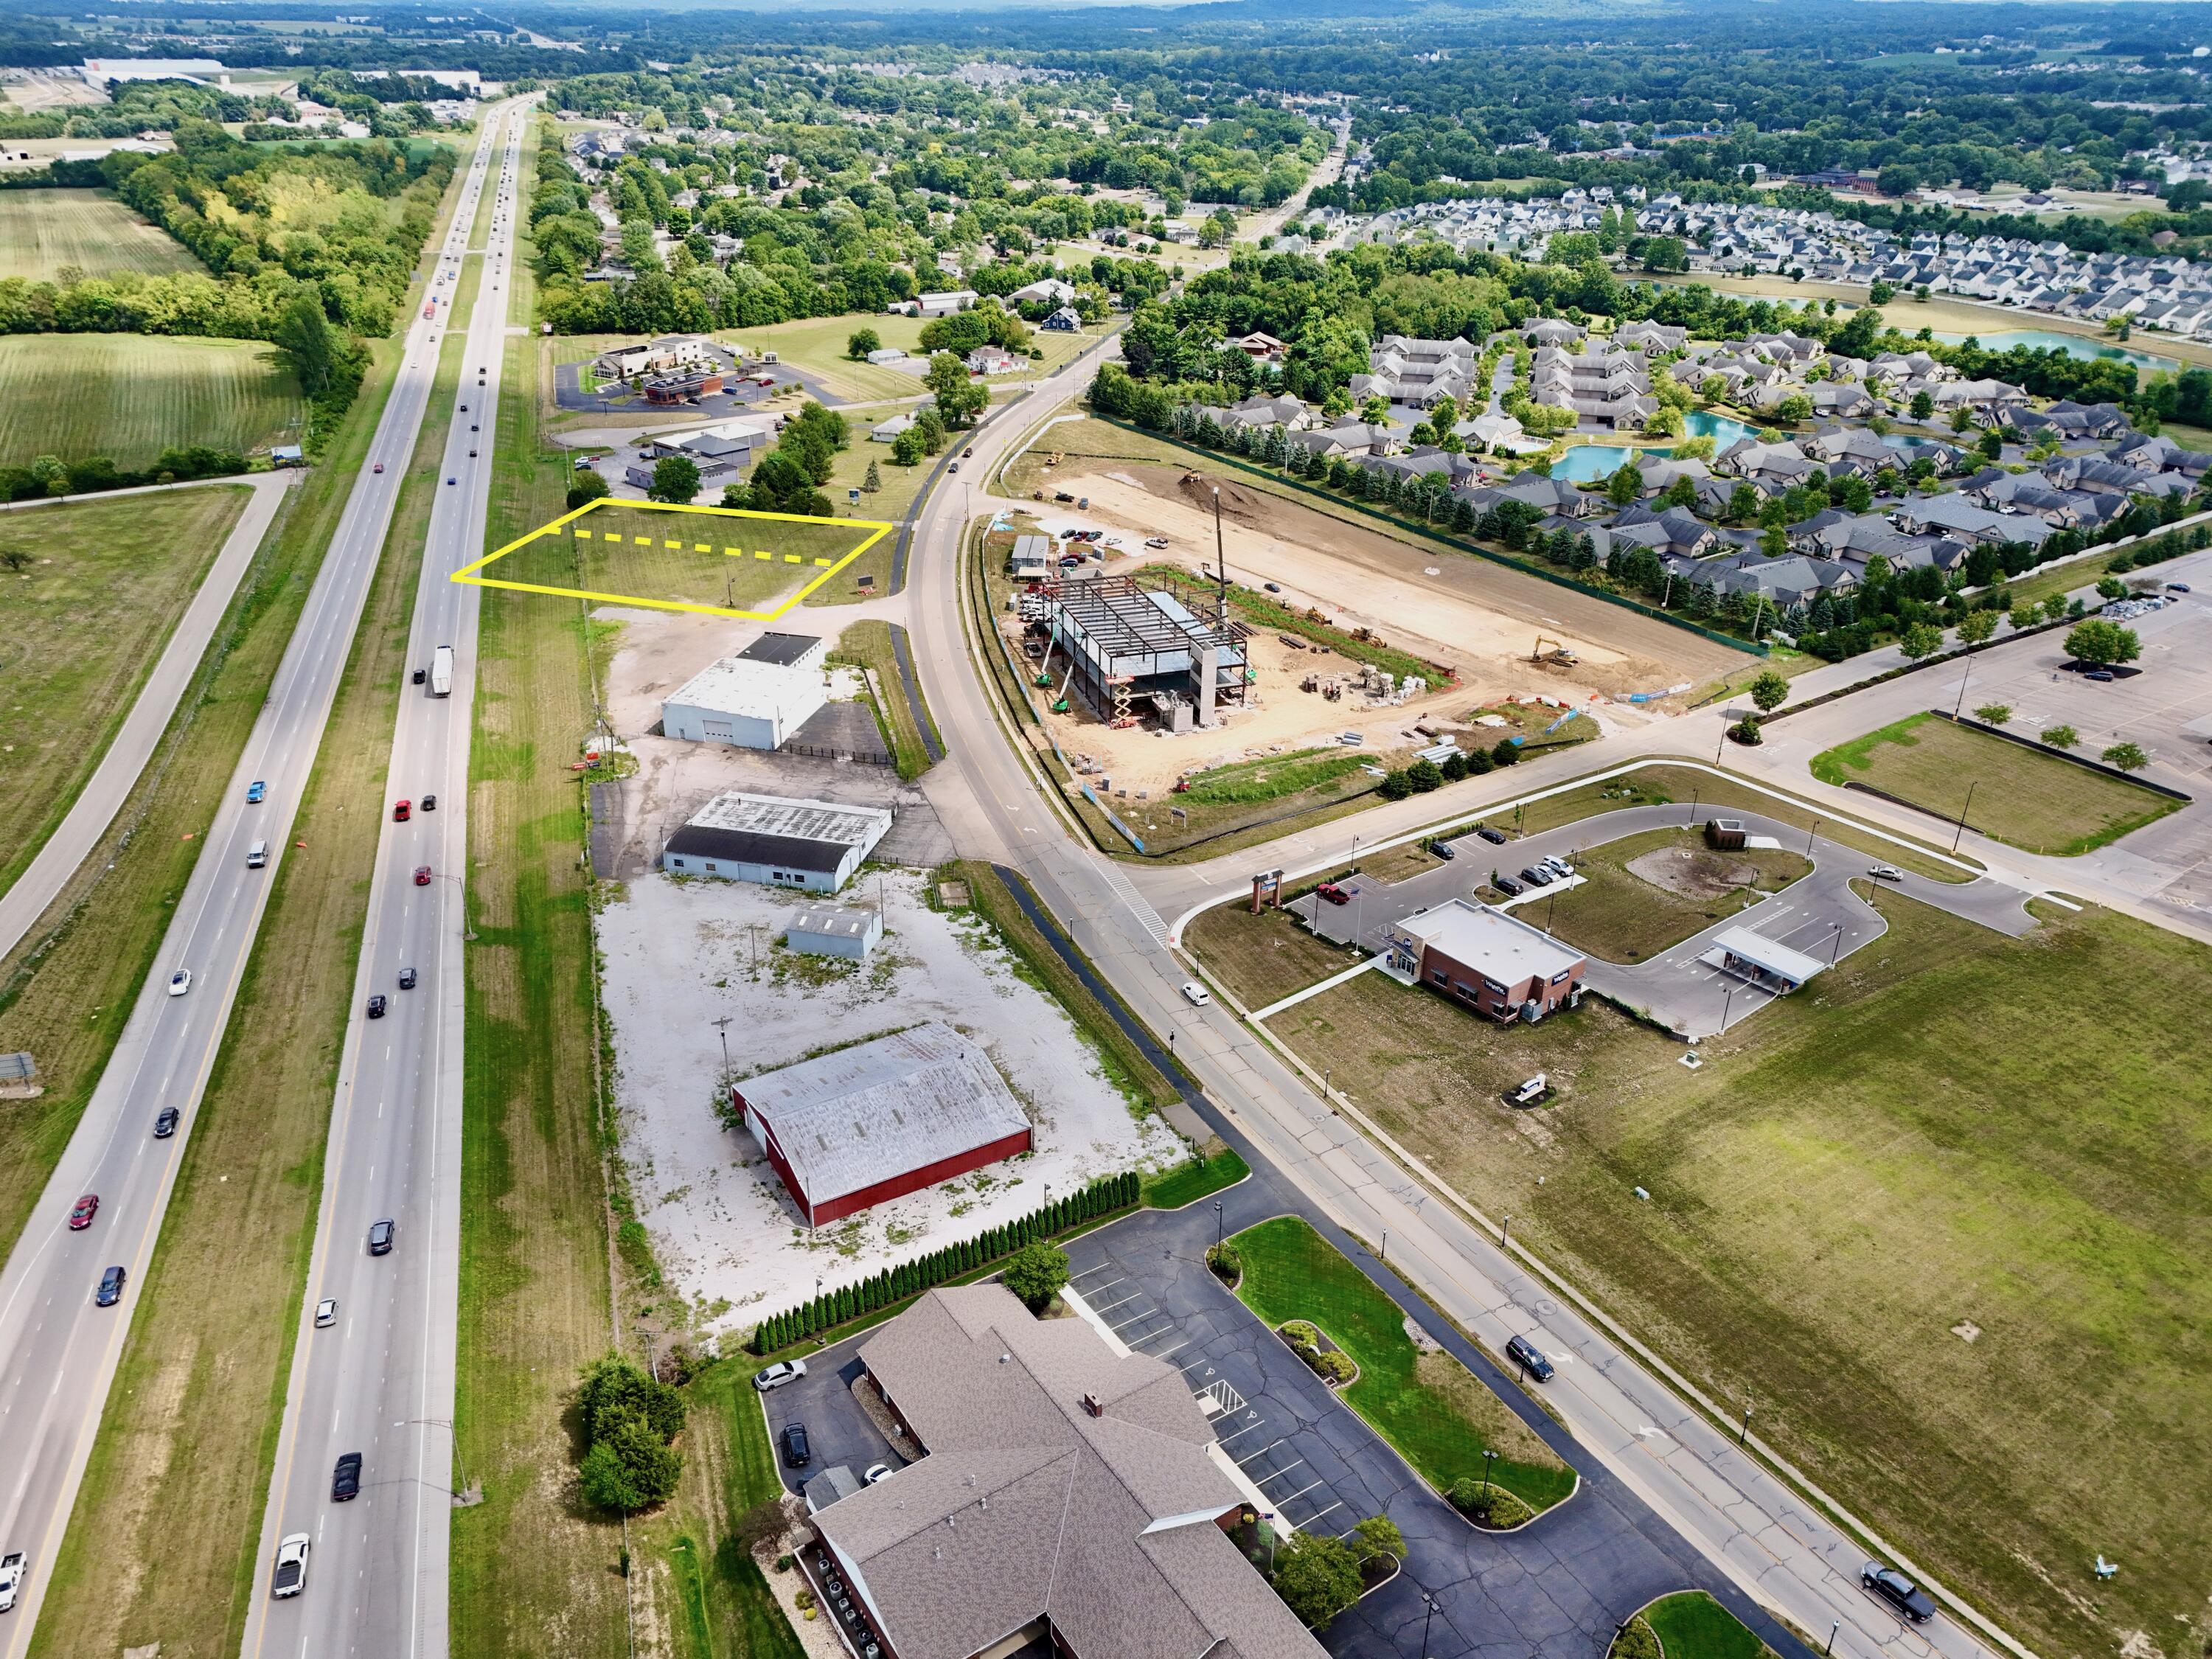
900,344,2030,1659
236,103,526,1659
0,101,526,1659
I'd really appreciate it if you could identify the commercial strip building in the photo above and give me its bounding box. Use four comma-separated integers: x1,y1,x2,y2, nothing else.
661,790,891,893
732,1023,1032,1227
807,1282,1328,1659
659,633,828,751
1384,898,1587,1023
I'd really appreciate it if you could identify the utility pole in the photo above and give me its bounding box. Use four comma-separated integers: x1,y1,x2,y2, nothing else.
712,1015,733,1081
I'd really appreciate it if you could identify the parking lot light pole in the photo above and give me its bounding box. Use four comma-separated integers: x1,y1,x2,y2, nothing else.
1826,1620,1840,1655
1739,1402,1753,1446
1952,780,1978,853
1499,1212,1511,1253
1481,1447,1498,1503
1807,818,1820,854
1214,1200,1224,1256
1421,1592,1436,1659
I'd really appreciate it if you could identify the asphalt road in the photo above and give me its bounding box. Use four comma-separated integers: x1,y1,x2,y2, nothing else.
0,102,526,1659
900,350,2028,1659
236,103,527,1659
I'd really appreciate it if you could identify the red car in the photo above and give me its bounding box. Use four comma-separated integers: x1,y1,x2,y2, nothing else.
1315,883,1352,905
414,866,432,886
69,1194,99,1231
392,799,411,821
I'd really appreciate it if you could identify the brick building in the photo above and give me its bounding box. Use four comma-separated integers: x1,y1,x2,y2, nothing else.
1385,898,1586,1023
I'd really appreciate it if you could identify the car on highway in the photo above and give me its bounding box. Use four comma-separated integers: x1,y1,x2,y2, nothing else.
1477,825,1509,844
68,1194,98,1231
753,1360,807,1391
411,667,426,684
373,462,384,474
315,1298,337,1328
366,995,388,1019
1263,582,1282,593
153,1107,179,1138
167,969,192,997
864,1463,894,1484
1861,1562,1937,1624
332,1453,364,1502
470,423,479,431
398,967,418,990
1868,865,1903,882
1505,1333,1555,1381
1180,981,1211,1006
0,1550,23,1613
469,448,477,457
781,1422,811,1467
94,1265,125,1307
420,794,437,811
414,866,432,886
962,446,974,457
392,799,411,821
460,403,468,411
271,1534,310,1599
367,1218,395,1256
446,477,456,485
246,781,267,804
947,461,959,473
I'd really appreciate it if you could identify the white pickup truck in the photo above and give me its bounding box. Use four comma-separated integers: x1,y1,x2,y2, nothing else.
0,1549,25,1613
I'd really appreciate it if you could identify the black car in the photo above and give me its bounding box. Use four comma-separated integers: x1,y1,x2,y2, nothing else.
367,995,388,1019
1519,865,1555,887
782,1421,811,1468
95,1265,126,1307
412,667,426,685
1505,1333,1555,1381
1477,826,1509,845
420,794,437,811
367,1218,395,1256
1493,874,1524,897
1429,838,1455,860
153,1107,180,1138
1861,1562,1938,1624
398,967,418,990
332,1452,364,1502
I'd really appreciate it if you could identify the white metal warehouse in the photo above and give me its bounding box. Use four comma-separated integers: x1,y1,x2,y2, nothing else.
660,633,827,750
661,791,891,893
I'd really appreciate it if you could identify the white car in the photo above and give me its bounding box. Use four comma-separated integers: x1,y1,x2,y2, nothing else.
1180,981,1211,1007
167,970,192,998
1868,865,1904,883
752,1360,807,1392
1144,536,1170,549
314,1298,338,1329
863,1463,895,1485
0,1550,24,1614
271,1534,310,1599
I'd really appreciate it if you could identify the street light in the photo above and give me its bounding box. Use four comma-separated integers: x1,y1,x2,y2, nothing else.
1807,818,1820,855
1719,982,1737,1034
1214,1200,1225,1257
1420,1591,1437,1659
1952,779,1978,853
1500,1212,1511,1253
1739,1401,1753,1446
1826,1621,1840,1656
397,1418,473,1501
1480,1447,1498,1503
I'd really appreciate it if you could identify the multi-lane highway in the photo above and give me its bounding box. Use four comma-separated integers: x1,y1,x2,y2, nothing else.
0,100,526,1658
236,105,526,1659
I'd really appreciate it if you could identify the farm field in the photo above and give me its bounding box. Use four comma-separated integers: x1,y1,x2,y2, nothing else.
0,188,200,281
1233,890,2212,1659
0,335,303,469
0,485,249,899
1811,712,2180,855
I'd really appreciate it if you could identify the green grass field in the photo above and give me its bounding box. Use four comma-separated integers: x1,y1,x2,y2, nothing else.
1812,712,2180,855
1231,1215,1574,1511
1642,1592,1773,1659
1143,1147,1250,1208
0,335,303,469
1520,827,1810,964
0,189,201,282
0,485,249,899
1236,890,2212,1658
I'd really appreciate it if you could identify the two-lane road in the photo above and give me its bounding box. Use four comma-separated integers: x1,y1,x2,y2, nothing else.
0,100,527,1659
237,105,527,1659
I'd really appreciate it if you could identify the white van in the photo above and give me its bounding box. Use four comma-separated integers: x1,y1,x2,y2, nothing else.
247,840,268,869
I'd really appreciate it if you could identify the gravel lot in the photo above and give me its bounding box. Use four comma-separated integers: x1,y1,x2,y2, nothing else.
601,866,1184,1340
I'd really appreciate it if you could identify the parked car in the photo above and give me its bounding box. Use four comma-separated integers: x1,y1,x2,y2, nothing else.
1493,874,1524,897
1430,839,1455,860
1505,1333,1555,1381
414,866,432,886
2086,669,2115,682
1868,865,1903,882
315,1297,338,1328
398,967,418,990
167,969,192,997
271,1534,310,1599
366,995,388,1020
864,1463,894,1485
782,1422,812,1467
1180,981,1211,1007
94,1265,126,1307
68,1194,98,1231
331,1453,364,1502
367,1218,395,1256
1315,882,1351,905
1519,866,1554,888
2167,582,2191,594
246,781,267,804
392,799,411,821
153,1107,179,1139
753,1360,807,1391
1144,537,1169,549
1861,1562,1938,1624
1476,826,1509,845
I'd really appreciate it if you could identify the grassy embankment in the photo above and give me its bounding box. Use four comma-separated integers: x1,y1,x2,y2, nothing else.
0,335,305,468
0,485,250,897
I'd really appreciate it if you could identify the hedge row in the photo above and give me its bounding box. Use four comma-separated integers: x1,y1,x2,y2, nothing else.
746,1170,1141,1354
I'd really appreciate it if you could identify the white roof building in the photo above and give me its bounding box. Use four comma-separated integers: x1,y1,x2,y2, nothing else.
661,636,827,751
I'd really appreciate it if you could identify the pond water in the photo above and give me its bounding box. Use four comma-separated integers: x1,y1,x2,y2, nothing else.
1683,411,1763,448
1930,328,2180,374
1550,444,1650,482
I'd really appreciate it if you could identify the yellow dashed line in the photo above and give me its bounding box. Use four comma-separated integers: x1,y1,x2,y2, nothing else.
784,553,801,563
754,549,771,560
694,542,712,552
664,539,682,549
813,557,833,566
633,535,651,545
575,529,592,540
723,546,743,557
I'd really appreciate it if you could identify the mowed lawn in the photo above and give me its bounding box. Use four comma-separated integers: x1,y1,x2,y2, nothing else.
1250,893,2212,1658
0,335,304,469
0,188,201,281
484,502,874,613
0,486,248,897
1812,712,2179,855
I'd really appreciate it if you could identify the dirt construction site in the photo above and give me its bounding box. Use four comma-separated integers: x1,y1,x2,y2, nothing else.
1005,463,1744,790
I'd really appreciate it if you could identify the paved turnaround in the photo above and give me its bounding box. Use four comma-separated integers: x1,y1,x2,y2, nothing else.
0,102,525,1659
899,346,2024,1659
237,102,527,1659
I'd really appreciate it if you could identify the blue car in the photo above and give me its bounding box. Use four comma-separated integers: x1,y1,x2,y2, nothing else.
246,781,266,804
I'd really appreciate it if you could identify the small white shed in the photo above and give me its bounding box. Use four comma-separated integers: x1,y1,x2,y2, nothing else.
785,905,883,960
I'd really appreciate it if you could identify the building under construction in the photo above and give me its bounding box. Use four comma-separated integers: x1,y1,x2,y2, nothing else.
1024,575,1250,731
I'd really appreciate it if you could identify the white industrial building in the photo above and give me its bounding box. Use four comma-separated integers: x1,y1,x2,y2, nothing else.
660,633,827,750
661,792,891,893
785,905,883,960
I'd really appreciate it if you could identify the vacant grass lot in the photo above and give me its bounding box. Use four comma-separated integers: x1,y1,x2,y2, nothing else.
0,334,304,468
1231,1215,1573,1511
1143,1147,1249,1208
0,485,248,897
1812,712,2179,855
1250,894,2212,1658
0,188,201,281
1527,827,1810,964
483,502,870,614
1642,1591,1772,1659
1184,898,1366,1009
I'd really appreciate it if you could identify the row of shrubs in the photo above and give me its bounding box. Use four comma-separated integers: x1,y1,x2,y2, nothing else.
1376,736,1526,801
0,444,254,504
745,1170,1141,1354
1280,1319,1357,1385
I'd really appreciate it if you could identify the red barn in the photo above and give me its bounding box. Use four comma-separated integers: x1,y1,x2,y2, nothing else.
731,1022,1034,1227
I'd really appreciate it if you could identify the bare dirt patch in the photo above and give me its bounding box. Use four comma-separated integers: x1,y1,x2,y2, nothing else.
1626,844,1777,902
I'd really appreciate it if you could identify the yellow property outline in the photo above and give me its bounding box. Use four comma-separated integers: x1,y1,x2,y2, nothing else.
451,496,894,621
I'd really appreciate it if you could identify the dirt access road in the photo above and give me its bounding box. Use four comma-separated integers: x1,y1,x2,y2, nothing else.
1061,465,1745,705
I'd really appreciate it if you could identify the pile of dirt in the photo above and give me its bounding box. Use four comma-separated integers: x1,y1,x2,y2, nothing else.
1624,845,1767,901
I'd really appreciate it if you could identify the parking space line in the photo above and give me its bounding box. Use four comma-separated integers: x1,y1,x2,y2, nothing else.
1214,1417,1270,1446
1268,1476,1328,1507
1253,1458,1310,1487
1233,1438,1287,1468
1088,1291,1145,1318
1139,1337,1189,1361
